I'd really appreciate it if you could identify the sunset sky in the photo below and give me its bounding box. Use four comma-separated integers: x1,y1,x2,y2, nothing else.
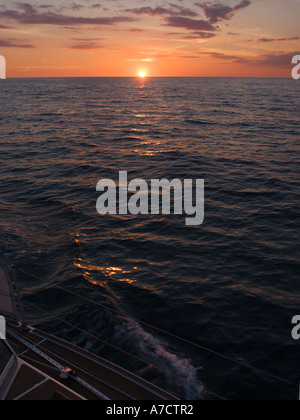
0,0,299,77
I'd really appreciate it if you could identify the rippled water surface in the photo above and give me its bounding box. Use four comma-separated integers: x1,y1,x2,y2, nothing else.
0,77,299,399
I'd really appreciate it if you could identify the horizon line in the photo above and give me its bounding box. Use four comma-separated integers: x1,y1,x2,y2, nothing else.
2,75,293,80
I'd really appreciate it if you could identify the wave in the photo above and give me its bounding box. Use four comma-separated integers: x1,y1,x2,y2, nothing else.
113,319,204,400
185,119,216,125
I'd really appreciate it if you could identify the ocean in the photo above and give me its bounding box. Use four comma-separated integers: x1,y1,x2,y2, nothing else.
0,77,299,400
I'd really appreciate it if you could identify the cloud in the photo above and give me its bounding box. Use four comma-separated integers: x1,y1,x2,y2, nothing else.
67,3,86,11
127,28,148,33
183,31,216,39
0,38,35,48
256,51,300,67
163,17,216,31
124,7,170,16
196,3,233,23
124,5,198,18
257,37,300,43
206,51,244,62
17,3,38,15
69,41,103,49
196,1,251,24
72,37,106,41
0,5,134,26
18,3,105,13
69,36,107,49
203,50,299,68
169,4,199,17
233,0,251,11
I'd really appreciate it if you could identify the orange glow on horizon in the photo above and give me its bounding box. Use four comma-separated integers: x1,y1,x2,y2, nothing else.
1,1,298,79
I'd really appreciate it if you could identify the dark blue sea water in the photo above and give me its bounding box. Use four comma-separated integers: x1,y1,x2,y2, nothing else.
0,77,299,400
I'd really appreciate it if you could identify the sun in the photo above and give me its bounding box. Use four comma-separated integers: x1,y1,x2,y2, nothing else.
138,70,147,78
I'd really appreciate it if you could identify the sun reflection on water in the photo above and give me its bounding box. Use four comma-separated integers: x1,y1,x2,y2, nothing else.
74,259,137,285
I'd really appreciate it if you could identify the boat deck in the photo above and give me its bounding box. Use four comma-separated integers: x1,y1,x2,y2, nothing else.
5,321,177,401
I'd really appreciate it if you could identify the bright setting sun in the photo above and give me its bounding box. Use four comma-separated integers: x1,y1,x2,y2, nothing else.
138,71,147,78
